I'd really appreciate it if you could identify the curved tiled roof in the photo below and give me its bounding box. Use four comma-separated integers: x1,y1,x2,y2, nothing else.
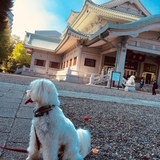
101,0,151,16
89,14,160,41
24,32,60,51
107,14,160,30
55,26,89,53
65,26,89,39
69,0,141,30
67,10,79,25
88,0,141,19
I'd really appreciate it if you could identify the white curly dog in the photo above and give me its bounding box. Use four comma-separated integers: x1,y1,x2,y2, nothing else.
25,79,91,160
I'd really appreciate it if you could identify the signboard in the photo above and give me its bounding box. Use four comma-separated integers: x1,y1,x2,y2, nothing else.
112,72,121,82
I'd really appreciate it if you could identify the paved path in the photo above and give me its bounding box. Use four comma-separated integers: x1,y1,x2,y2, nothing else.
0,73,160,159
59,90,160,107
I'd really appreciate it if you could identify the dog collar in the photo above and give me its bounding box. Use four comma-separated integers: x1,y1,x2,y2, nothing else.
33,105,54,117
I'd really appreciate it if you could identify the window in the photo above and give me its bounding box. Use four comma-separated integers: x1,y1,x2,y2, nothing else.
69,59,72,66
73,57,77,66
49,61,60,69
66,60,68,67
34,59,45,67
143,63,157,73
84,58,96,67
104,56,115,66
125,60,138,70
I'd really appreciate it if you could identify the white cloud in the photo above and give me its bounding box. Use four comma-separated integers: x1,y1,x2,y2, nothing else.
12,0,66,40
12,0,111,40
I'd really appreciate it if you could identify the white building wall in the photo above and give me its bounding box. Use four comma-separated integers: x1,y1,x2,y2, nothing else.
31,51,62,75
62,47,78,70
80,52,100,74
79,47,101,75
62,46,101,75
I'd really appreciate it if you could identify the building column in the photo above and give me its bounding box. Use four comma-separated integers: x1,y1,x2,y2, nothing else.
45,53,49,75
30,53,35,69
115,46,127,85
157,65,160,85
76,45,82,71
138,62,144,77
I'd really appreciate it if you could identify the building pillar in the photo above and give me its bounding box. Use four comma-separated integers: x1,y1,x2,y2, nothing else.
30,53,35,69
115,46,127,85
45,53,49,75
138,62,144,77
157,65,160,85
76,45,82,71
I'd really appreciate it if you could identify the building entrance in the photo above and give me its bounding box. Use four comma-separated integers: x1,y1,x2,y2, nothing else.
146,73,152,84
124,69,137,79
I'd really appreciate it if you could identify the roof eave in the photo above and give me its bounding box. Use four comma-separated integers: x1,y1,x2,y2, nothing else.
55,27,88,54
24,44,55,53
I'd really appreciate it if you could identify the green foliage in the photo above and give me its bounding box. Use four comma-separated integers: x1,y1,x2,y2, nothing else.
0,34,30,73
12,34,22,45
11,42,31,68
0,22,13,61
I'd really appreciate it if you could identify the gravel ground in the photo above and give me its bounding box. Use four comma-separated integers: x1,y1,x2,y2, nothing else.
1,73,160,159
60,97,160,160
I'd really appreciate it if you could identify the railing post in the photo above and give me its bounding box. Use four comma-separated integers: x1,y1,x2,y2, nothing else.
99,69,104,82
107,68,113,87
67,67,71,75
89,74,94,84
22,65,26,71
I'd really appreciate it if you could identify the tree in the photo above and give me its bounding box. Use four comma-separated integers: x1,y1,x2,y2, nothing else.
0,34,27,73
12,35,22,45
0,0,14,72
0,0,13,31
0,22,13,61
11,42,31,68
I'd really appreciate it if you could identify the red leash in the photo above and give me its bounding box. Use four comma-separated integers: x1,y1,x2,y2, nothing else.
0,145,28,153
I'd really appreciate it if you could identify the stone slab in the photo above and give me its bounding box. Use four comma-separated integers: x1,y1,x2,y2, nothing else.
0,107,17,118
17,105,34,119
0,133,9,156
0,117,14,133
9,118,31,143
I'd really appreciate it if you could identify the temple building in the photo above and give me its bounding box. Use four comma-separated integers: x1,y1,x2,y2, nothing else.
24,0,160,86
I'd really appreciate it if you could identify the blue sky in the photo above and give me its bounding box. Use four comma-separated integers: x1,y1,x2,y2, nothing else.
12,0,160,40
